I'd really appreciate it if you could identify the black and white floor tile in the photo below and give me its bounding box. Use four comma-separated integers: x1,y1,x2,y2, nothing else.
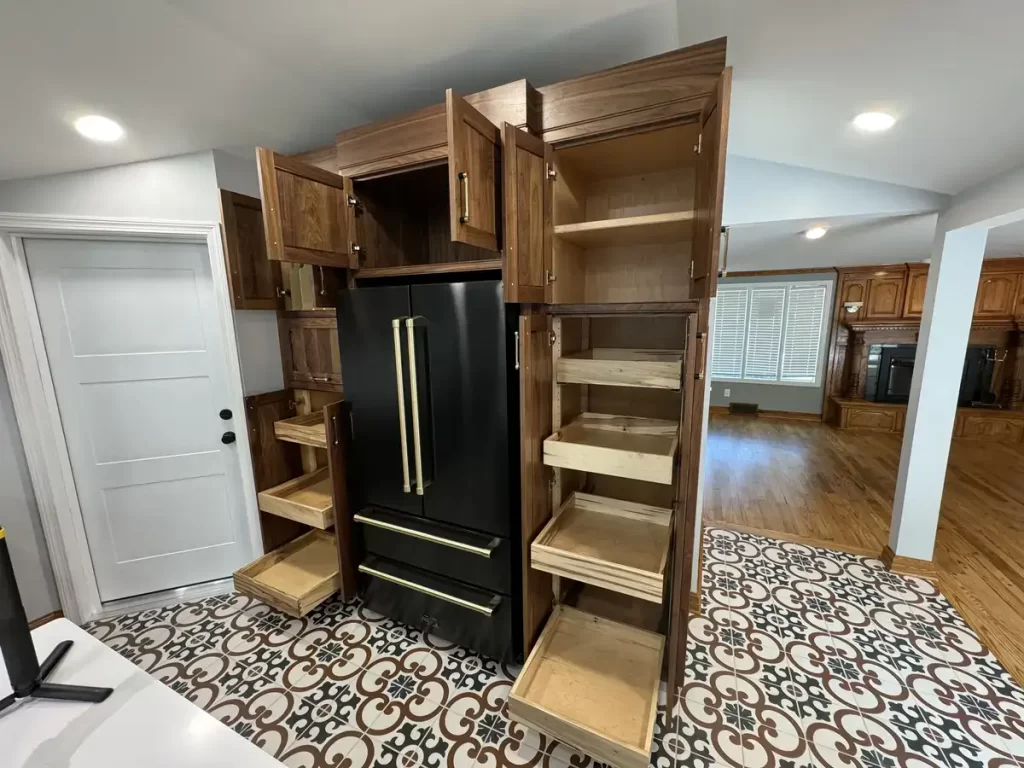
83,526,1024,768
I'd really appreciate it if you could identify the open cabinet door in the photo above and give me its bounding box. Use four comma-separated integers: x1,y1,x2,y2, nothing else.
447,90,501,251
219,190,283,310
689,67,731,300
665,310,704,703
519,310,553,653
502,124,551,303
256,148,357,269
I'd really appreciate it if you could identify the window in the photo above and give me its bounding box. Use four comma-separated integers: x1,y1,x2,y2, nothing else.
710,280,832,386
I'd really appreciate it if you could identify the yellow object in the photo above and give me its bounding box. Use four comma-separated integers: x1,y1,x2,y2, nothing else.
0,527,6,539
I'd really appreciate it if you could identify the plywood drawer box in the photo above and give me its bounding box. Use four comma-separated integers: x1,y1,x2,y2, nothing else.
531,492,672,603
556,349,683,390
508,606,664,768
543,413,678,485
233,529,339,617
257,468,334,529
274,411,328,448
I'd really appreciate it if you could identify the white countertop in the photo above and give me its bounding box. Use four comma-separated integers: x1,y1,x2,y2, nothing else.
0,618,282,767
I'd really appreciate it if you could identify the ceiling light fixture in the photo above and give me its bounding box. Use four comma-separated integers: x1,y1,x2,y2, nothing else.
852,111,896,133
74,115,125,142
804,226,829,240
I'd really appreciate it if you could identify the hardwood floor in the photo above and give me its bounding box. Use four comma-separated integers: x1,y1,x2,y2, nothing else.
704,413,1024,684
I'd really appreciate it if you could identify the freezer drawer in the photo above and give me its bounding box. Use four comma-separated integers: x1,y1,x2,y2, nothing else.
356,506,512,595
359,555,515,663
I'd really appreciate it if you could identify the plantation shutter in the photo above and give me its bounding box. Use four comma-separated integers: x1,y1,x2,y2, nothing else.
710,288,749,379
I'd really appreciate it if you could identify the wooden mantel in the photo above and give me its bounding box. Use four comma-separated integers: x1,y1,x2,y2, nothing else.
844,318,1019,334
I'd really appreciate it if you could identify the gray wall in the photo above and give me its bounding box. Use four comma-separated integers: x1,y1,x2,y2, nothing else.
710,271,836,415
0,358,60,621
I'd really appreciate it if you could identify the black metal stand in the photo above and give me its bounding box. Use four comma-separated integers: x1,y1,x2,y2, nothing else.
0,639,112,713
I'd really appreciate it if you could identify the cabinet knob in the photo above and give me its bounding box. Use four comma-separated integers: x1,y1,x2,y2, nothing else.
221,431,236,445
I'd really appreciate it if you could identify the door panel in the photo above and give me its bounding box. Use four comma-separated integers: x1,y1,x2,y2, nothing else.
518,310,553,653
257,148,356,268
27,238,251,601
447,90,501,251
282,313,343,392
502,124,551,303
689,68,731,299
975,273,1017,317
865,276,905,319
903,267,928,318
412,281,511,536
336,285,422,517
219,190,282,310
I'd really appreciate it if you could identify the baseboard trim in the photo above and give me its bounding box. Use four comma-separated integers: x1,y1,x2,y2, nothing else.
28,610,63,629
688,591,702,615
93,578,234,621
709,406,822,422
880,545,939,580
709,521,879,558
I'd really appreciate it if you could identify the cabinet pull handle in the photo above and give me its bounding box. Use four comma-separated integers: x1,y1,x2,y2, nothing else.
354,514,497,558
458,171,470,224
392,318,412,493
311,375,331,383
406,317,426,496
514,330,521,371
358,564,499,616
317,265,326,295
276,286,291,298
695,331,707,380
332,414,339,446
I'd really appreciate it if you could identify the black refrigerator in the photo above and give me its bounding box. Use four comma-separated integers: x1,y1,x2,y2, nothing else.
337,279,522,662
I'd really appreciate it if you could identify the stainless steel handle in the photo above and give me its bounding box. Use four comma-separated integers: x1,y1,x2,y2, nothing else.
458,172,470,224
695,331,707,381
406,318,425,496
358,564,498,616
392,318,412,493
354,514,498,558
719,226,730,278
317,265,326,295
312,376,331,383
514,330,520,371
332,414,339,446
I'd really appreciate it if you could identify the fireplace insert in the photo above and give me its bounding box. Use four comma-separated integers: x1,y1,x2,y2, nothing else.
864,344,997,406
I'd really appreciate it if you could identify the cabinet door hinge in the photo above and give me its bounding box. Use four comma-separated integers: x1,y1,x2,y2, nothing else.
694,134,702,154
350,242,362,255
347,194,359,208
548,331,556,346
688,261,695,279
545,270,557,284
546,163,557,181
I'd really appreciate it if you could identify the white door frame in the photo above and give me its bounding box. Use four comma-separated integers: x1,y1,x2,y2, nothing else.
0,213,262,623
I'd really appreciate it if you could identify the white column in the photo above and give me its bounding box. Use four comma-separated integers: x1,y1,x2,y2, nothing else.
889,225,988,561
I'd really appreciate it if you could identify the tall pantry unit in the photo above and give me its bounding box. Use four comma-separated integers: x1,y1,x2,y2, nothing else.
226,37,731,768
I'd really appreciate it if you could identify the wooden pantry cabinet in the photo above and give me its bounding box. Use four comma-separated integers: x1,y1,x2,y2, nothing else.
227,37,731,768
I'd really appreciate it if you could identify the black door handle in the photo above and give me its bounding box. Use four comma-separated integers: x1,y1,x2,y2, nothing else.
219,409,232,420
221,432,236,445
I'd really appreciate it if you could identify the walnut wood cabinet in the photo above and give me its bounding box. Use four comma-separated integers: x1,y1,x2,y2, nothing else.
219,190,283,310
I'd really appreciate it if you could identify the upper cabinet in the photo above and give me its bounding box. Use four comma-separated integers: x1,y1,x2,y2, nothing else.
864,272,906,320
502,125,551,303
902,264,929,318
446,90,502,251
219,190,283,310
256,149,357,269
975,270,1017,318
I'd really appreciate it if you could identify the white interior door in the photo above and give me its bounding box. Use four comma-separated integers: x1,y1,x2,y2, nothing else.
27,238,251,602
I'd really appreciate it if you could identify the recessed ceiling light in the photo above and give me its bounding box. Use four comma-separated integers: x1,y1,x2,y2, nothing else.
852,111,896,133
74,115,125,142
804,226,829,240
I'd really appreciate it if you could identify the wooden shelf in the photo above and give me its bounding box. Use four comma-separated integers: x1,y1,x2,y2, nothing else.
544,413,678,485
557,348,683,390
532,492,672,603
355,259,502,279
233,529,339,617
257,468,334,530
509,605,664,768
274,412,327,448
553,212,693,247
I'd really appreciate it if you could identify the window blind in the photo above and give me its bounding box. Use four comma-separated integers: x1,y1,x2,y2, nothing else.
710,288,748,379
780,284,828,383
743,287,786,381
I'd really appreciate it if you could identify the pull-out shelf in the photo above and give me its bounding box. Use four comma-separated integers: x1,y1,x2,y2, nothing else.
233,529,339,617
274,411,327,448
543,413,678,485
257,468,334,529
509,605,664,768
553,211,693,247
556,348,683,390
531,492,671,603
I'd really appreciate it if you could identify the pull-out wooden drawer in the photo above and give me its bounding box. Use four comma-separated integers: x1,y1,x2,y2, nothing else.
234,530,339,617
274,411,327,448
257,468,334,529
358,555,514,663
509,606,663,768
543,413,678,485
556,348,683,390
531,492,672,603
355,507,511,595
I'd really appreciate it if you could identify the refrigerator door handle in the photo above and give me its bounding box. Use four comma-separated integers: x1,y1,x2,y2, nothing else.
405,316,427,496
391,318,412,493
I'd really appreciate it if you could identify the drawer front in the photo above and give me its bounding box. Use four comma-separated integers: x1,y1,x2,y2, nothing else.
359,556,515,663
357,507,512,595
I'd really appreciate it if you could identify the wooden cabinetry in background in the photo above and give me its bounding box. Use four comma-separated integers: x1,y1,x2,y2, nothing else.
903,264,928,318
975,271,1017,318
219,190,283,310
864,271,906,320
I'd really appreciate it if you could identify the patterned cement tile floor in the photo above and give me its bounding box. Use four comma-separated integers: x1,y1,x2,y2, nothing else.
82,526,1024,768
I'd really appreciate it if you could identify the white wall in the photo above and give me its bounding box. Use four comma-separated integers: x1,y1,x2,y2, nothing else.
0,357,60,621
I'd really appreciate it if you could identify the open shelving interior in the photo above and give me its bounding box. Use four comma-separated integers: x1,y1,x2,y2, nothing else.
274,411,327,448
550,122,700,305
257,468,334,530
234,529,340,618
